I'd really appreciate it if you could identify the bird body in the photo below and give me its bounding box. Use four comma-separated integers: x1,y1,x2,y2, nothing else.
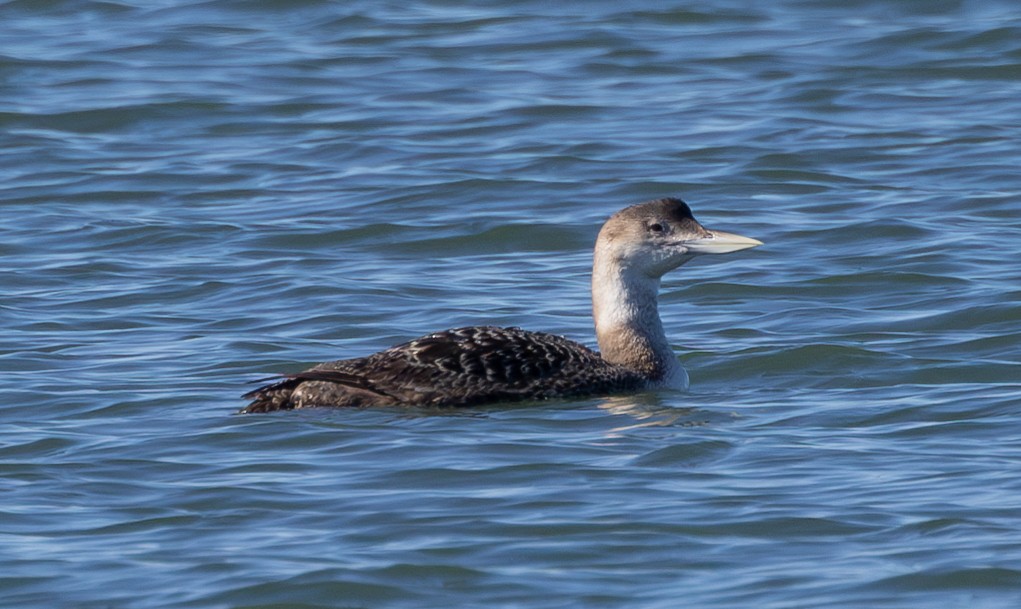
241,198,760,413
242,326,648,412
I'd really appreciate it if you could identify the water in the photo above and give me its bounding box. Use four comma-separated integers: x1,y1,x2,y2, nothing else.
3,0,1021,607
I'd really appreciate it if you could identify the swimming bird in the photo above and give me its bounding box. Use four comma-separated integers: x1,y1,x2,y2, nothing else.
241,198,761,413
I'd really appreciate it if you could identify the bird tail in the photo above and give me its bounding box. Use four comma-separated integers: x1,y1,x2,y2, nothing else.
239,377,302,414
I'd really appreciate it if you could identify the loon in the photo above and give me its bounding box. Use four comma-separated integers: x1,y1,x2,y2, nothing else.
241,198,761,413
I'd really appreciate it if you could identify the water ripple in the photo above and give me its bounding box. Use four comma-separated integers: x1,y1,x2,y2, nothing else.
2,1,1021,608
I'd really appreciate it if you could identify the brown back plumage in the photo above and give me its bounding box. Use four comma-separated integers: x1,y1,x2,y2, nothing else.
240,326,646,413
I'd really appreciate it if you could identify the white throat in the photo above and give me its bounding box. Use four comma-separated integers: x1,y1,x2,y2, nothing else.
591,248,688,388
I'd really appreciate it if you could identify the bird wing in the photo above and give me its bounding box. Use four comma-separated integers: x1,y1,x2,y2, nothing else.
307,326,613,405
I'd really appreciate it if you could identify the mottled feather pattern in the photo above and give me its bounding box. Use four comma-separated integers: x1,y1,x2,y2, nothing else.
241,326,647,413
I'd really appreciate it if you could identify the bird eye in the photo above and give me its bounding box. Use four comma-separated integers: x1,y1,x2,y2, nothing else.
649,222,664,233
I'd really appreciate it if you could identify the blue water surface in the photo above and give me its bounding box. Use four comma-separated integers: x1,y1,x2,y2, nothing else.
2,1,1021,608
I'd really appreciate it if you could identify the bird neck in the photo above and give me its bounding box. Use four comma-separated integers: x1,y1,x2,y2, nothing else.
591,253,686,386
